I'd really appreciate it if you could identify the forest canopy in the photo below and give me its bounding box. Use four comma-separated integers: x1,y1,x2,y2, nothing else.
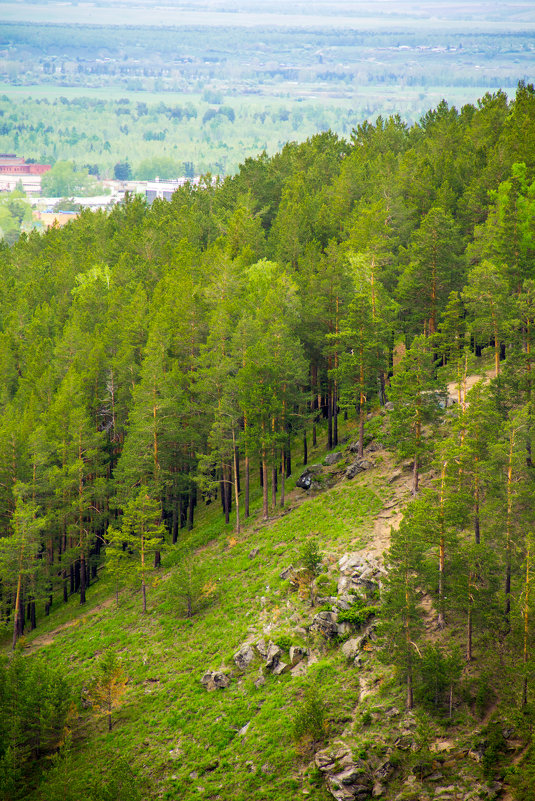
0,83,535,796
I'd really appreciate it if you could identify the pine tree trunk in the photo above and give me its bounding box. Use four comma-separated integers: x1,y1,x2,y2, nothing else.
412,455,419,496
232,428,240,535
172,496,178,544
327,387,333,450
333,383,338,448
280,449,285,508
187,481,195,530
286,433,291,477
80,550,86,605
245,454,250,518
12,573,22,650
262,453,268,520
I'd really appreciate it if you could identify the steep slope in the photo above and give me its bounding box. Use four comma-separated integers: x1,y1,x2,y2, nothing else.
13,411,520,801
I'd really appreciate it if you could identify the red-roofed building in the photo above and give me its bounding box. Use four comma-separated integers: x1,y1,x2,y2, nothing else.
0,154,51,194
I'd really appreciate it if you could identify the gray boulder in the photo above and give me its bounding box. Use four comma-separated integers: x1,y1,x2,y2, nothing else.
272,661,291,676
345,458,375,479
233,644,255,671
265,642,282,670
310,610,340,639
201,670,231,691
296,464,323,489
324,451,343,466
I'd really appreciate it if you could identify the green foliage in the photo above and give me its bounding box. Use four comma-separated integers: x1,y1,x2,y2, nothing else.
167,555,216,619
300,537,323,578
315,573,337,596
337,604,377,627
414,644,463,713
481,720,509,778
41,739,143,801
41,160,99,196
0,650,71,798
291,683,329,746
275,634,293,651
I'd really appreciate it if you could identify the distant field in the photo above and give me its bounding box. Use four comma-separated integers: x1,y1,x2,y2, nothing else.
0,0,532,177
1,1,535,30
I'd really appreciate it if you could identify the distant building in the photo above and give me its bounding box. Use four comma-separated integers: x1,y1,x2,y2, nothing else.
0,154,51,194
145,176,204,203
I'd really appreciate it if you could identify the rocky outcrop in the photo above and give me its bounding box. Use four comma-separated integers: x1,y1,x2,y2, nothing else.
233,644,255,671
345,458,375,479
200,671,231,691
296,464,323,490
324,451,343,466
338,552,386,595
315,744,373,801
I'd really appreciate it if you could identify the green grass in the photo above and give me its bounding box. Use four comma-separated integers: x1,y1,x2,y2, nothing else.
13,416,392,799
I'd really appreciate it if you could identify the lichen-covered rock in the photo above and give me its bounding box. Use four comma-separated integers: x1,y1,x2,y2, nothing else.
289,645,307,666
316,745,373,801
296,464,323,489
265,641,281,670
310,610,340,638
233,644,255,671
272,661,291,676
345,458,375,479
324,451,343,466
201,670,231,691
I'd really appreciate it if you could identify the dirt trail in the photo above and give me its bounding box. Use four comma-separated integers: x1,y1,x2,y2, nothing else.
446,367,494,404
24,597,115,653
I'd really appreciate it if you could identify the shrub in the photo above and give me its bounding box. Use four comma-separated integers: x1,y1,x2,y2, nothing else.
315,574,337,596
275,635,293,651
168,556,217,618
301,537,323,577
338,604,377,627
291,683,329,747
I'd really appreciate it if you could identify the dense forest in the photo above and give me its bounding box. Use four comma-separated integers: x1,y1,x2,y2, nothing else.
1,82,535,799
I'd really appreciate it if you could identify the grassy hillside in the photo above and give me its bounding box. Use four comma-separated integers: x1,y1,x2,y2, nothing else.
10,402,518,801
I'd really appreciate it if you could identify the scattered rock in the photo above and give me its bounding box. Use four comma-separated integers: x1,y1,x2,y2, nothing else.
272,661,291,676
254,669,265,688
201,671,231,691
289,645,307,666
279,565,294,580
384,401,394,411
249,547,260,559
387,470,402,483
341,636,367,660
233,644,255,671
366,441,384,452
345,458,375,479
238,722,250,736
255,639,268,658
296,464,323,490
324,451,343,466
310,610,340,639
265,641,282,670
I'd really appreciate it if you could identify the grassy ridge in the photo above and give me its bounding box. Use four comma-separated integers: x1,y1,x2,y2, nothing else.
15,420,392,800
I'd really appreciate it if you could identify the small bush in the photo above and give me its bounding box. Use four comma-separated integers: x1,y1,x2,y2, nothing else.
338,604,377,627
275,634,293,651
291,684,328,746
301,538,323,577
316,574,337,596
